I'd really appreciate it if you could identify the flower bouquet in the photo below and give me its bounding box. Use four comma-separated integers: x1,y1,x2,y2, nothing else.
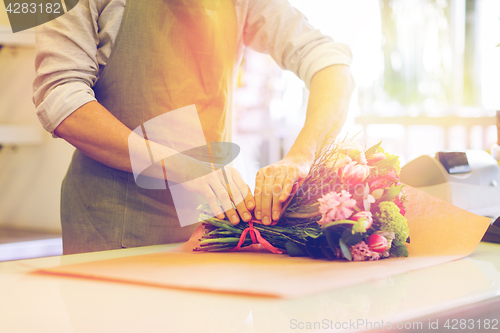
196,138,410,261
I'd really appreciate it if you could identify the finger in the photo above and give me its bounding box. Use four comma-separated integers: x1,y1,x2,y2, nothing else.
280,167,299,202
218,168,235,201
227,178,244,206
272,167,286,221
261,166,276,225
233,192,252,222
210,180,240,225
231,171,255,212
227,179,252,222
254,169,265,220
201,186,225,220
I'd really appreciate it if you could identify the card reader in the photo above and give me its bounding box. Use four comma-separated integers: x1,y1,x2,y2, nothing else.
401,150,500,243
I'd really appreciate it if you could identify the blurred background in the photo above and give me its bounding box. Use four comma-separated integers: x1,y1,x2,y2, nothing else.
234,0,500,179
0,0,499,259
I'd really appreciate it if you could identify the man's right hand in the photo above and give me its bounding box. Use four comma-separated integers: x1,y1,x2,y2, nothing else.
180,166,255,225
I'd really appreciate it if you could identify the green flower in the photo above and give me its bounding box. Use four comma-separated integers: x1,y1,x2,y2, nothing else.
374,201,409,243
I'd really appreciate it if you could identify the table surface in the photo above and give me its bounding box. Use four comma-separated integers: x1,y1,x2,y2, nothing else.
1,242,500,333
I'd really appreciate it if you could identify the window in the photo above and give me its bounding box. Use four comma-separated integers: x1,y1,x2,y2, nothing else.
233,0,499,173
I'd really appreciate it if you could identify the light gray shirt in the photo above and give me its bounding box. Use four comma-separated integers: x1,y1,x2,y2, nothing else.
33,0,353,133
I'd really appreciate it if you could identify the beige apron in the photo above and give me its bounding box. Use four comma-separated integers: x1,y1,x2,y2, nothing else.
61,0,238,254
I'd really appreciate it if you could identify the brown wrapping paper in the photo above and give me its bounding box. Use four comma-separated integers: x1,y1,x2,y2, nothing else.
37,186,491,298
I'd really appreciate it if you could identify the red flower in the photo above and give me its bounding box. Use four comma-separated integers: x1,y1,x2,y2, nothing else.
367,234,388,253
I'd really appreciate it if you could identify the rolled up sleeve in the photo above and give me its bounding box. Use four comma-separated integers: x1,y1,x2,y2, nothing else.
242,0,353,89
32,0,101,134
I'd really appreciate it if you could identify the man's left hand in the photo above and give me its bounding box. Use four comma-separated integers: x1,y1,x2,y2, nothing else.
254,158,311,225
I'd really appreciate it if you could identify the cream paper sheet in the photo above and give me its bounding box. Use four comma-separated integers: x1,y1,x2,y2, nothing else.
38,187,491,298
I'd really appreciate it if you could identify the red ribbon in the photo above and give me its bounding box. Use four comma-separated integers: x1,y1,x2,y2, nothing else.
231,178,307,254
231,220,282,254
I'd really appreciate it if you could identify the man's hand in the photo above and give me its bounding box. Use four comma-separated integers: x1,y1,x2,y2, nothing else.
180,166,255,225
253,64,355,225
254,158,311,225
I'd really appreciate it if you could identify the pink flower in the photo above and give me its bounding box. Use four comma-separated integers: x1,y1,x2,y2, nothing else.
350,241,380,261
367,152,386,165
385,169,399,181
351,211,373,230
338,162,370,184
394,196,406,216
368,165,400,190
369,177,387,190
318,190,357,226
367,234,388,253
369,175,397,191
